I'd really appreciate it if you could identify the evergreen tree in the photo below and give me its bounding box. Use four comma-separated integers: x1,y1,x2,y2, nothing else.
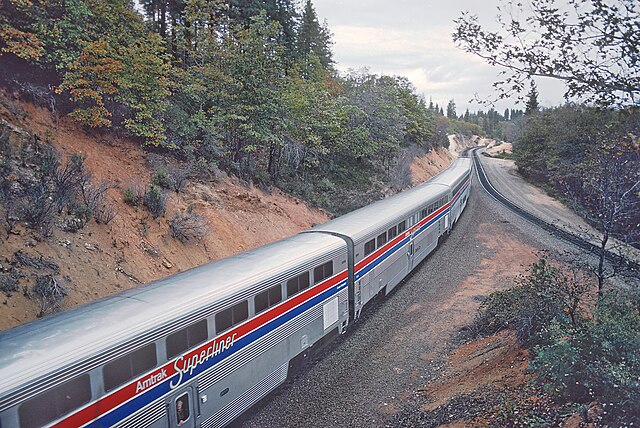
504,108,510,121
297,0,333,68
446,99,456,119
525,82,539,115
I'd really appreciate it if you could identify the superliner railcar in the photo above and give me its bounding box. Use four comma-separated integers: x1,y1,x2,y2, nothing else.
0,157,472,428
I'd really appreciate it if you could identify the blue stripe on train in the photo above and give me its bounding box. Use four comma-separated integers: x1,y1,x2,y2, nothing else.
88,281,346,427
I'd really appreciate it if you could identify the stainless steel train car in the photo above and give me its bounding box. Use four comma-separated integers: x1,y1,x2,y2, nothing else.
0,156,471,428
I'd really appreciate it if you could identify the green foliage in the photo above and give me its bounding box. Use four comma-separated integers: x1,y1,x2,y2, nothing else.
143,185,166,218
152,169,174,190
122,188,137,206
471,258,572,344
532,290,640,424
57,41,123,127
297,0,333,68
512,106,640,257
116,33,171,147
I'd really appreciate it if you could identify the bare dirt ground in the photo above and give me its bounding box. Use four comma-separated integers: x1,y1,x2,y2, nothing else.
410,148,453,185
484,140,513,155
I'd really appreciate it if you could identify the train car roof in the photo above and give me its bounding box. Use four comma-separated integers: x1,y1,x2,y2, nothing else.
0,232,345,398
310,158,471,242
423,157,471,187
311,179,446,243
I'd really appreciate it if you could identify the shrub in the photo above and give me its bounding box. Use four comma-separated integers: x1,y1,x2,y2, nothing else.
17,184,54,236
143,185,166,218
531,289,640,425
53,153,89,212
169,209,208,242
167,164,190,193
33,274,68,316
152,168,174,190
122,179,145,206
94,199,118,224
468,258,571,343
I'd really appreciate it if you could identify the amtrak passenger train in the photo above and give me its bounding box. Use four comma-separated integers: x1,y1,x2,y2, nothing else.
0,156,472,428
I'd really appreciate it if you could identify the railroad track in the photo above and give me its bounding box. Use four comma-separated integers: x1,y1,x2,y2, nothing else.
471,148,639,273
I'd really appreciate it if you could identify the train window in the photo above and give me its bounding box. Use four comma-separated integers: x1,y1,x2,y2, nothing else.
364,238,375,256
166,319,209,359
397,220,406,233
19,374,91,428
215,300,249,334
314,261,333,284
286,271,310,297
255,284,282,314
103,343,157,392
388,225,397,240
377,232,387,247
176,393,190,425
420,208,428,219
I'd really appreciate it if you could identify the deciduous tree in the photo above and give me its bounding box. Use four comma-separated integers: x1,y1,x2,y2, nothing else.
453,0,640,107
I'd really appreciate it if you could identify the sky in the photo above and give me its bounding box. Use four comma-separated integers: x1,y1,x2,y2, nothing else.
312,0,568,114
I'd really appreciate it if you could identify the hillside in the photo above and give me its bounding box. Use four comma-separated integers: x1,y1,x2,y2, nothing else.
0,90,453,331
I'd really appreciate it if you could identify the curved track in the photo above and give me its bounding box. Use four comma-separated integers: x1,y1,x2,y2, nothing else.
471,148,639,273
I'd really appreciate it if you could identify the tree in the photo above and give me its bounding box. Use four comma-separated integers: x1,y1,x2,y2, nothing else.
525,82,539,115
446,99,457,119
503,108,509,121
569,137,640,297
453,0,640,107
56,41,123,128
297,0,333,69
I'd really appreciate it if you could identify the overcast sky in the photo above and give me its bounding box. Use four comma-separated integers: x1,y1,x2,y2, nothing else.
312,0,567,114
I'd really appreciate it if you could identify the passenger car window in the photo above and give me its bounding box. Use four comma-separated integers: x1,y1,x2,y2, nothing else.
377,232,387,247
166,319,208,359
397,220,406,233
364,238,376,256
255,284,282,314
286,271,310,297
314,261,333,284
103,343,157,392
215,300,249,334
388,225,397,239
176,393,190,425
19,374,92,428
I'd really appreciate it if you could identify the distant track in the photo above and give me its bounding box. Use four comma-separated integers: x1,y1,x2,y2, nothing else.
471,148,639,273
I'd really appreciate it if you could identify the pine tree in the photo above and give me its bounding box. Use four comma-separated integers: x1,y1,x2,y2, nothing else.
297,0,333,68
503,108,510,121
525,82,539,115
446,99,456,119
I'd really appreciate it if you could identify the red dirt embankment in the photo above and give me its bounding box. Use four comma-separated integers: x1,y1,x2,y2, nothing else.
0,90,452,331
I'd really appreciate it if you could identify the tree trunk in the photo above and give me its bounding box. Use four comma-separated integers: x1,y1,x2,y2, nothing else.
597,232,609,299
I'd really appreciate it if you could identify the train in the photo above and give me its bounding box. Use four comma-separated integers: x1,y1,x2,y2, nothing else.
0,156,472,428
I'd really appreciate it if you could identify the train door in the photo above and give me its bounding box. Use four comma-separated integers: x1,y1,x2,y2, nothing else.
407,240,414,271
168,386,196,428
